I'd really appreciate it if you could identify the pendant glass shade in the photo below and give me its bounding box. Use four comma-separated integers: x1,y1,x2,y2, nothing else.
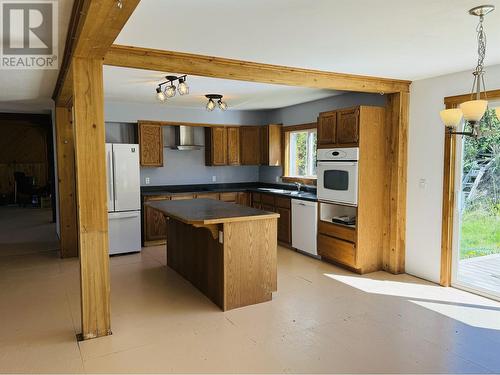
178,80,189,95
206,99,216,111
440,108,463,127
218,100,228,111
460,100,488,122
156,87,166,102
165,85,176,98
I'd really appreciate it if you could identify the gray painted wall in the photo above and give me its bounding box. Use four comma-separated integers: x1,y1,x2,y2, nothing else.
259,92,387,183
105,93,386,186
268,92,386,125
105,100,270,125
141,126,259,186
104,101,266,186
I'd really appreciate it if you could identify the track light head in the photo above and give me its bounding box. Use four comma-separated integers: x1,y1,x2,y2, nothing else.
218,100,228,111
156,87,166,102
178,77,189,95
165,84,176,98
206,99,216,111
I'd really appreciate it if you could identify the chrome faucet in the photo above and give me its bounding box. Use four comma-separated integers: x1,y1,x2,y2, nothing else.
294,182,302,192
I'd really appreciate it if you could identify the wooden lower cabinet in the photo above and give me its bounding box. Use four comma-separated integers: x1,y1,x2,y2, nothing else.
220,192,238,203
317,233,356,268
276,206,291,244
170,194,195,200
144,190,294,247
237,192,251,206
195,192,220,200
251,192,292,246
143,196,170,245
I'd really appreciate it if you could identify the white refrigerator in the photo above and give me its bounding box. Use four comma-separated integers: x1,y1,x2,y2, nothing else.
106,143,142,255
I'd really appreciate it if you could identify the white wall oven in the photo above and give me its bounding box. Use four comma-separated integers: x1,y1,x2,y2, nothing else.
317,147,359,206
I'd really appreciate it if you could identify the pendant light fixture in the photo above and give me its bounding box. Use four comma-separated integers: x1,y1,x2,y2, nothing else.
205,94,228,111
155,75,189,102
439,5,500,137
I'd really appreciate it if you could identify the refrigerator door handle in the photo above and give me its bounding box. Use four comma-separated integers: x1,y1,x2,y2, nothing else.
109,212,140,220
107,146,114,210
112,149,117,205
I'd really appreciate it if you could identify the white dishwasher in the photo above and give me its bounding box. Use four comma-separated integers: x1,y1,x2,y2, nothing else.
291,199,318,257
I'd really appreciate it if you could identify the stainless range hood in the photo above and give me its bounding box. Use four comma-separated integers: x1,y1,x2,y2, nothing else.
170,126,203,150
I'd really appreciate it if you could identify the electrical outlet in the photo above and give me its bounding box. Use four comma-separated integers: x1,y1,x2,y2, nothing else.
212,175,217,182
419,178,426,189
145,177,150,185
275,176,280,183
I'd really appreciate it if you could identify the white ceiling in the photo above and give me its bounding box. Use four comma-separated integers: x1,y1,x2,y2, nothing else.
103,66,341,110
0,0,74,113
116,0,500,81
3,0,500,112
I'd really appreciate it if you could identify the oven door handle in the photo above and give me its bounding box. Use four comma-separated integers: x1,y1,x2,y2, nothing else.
317,161,358,167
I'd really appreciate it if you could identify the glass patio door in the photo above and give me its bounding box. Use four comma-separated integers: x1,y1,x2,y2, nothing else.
452,105,500,300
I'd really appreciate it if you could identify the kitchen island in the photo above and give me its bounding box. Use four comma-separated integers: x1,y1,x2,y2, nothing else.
146,198,280,311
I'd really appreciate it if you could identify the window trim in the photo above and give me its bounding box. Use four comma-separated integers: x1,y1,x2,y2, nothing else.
282,122,317,185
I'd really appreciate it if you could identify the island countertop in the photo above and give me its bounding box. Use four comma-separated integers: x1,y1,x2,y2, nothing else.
146,198,280,225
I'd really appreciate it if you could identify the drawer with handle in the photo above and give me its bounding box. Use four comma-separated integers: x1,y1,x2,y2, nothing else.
318,234,356,268
318,221,356,243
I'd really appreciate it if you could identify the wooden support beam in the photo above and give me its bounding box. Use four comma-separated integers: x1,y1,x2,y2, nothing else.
53,0,140,106
440,129,456,286
72,57,111,339
54,106,78,258
104,45,411,94
382,92,409,274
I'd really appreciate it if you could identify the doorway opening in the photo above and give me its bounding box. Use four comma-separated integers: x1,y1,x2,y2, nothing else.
452,104,500,300
0,113,58,257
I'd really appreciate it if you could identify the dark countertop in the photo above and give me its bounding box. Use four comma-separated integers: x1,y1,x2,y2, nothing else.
146,198,280,225
141,182,317,202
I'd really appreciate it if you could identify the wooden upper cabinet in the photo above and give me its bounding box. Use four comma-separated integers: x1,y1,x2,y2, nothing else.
336,108,359,145
138,122,163,167
227,127,240,166
205,127,227,166
261,124,282,166
317,107,360,148
240,126,261,165
317,111,337,146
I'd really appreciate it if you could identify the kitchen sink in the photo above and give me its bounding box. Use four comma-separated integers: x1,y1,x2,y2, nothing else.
258,188,298,195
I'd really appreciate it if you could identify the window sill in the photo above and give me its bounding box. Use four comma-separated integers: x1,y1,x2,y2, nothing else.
281,176,317,186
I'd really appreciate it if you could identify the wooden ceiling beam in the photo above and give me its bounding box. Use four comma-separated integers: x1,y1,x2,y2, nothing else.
53,0,140,106
104,45,411,94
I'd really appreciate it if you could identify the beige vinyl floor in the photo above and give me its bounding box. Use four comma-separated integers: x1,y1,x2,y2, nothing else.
1,207,500,373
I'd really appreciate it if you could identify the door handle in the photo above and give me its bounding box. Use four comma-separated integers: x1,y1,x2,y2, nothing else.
112,150,117,204
108,151,113,201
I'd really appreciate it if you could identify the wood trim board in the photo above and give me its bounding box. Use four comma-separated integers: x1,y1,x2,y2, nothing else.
440,89,500,286
54,107,78,258
137,120,262,128
281,122,318,184
53,0,140,106
105,45,411,94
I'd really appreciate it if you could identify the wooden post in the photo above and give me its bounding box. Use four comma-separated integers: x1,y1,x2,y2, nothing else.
54,106,79,258
383,91,409,274
72,57,111,339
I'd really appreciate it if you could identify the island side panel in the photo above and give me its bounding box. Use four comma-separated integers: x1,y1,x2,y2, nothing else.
166,218,224,308
223,218,278,311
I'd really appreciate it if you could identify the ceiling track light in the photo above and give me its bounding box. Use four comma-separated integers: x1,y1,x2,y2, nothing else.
439,4,499,138
155,74,189,102
205,94,228,111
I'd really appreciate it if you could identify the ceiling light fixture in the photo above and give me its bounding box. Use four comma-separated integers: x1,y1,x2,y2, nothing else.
439,5,499,138
205,94,228,112
156,87,166,102
154,75,189,102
